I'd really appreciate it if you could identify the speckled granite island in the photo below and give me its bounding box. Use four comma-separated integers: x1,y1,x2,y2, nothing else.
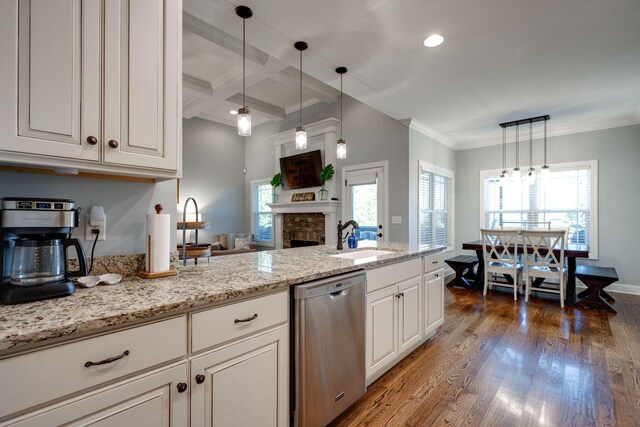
0,242,443,353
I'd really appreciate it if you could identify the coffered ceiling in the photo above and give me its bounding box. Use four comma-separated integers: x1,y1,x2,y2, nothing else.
183,0,640,149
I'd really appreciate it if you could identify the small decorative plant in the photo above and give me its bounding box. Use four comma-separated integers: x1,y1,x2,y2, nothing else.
319,164,335,200
270,173,282,203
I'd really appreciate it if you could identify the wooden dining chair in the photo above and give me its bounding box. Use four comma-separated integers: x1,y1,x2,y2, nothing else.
522,229,567,308
480,228,523,300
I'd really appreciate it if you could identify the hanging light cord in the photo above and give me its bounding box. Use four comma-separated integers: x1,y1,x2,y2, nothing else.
242,16,246,108
515,125,520,169
340,73,343,139
543,119,547,166
299,50,303,128
529,121,533,169
502,127,506,171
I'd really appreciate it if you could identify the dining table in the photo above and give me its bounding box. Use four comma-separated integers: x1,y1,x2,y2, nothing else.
461,240,590,306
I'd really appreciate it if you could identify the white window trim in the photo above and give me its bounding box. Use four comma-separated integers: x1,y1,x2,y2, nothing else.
251,178,274,247
419,160,455,252
478,159,598,259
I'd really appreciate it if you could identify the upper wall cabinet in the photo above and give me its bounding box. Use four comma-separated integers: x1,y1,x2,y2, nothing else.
0,0,182,179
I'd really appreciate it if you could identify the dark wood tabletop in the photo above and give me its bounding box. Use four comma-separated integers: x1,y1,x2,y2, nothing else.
462,240,590,306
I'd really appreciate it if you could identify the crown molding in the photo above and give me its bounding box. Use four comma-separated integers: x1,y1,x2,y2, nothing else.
400,118,457,150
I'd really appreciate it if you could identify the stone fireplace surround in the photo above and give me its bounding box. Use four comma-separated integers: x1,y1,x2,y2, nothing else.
282,213,325,248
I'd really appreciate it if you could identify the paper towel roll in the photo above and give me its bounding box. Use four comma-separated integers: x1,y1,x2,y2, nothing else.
146,213,171,273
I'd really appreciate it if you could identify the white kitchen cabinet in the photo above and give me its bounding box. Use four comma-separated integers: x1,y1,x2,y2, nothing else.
1,363,188,427
423,253,445,336
190,326,289,427
0,0,181,178
366,274,422,382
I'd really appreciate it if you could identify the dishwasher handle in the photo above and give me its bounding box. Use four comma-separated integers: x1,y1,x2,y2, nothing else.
293,271,365,299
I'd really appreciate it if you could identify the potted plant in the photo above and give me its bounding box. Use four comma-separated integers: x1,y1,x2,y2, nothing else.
270,173,282,203
319,164,335,200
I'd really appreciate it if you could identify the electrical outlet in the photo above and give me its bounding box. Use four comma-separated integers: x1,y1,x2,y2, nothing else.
85,210,106,241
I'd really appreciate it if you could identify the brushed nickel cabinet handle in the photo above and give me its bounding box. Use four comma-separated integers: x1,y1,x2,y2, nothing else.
234,313,258,324
86,136,98,145
85,350,130,367
108,139,119,148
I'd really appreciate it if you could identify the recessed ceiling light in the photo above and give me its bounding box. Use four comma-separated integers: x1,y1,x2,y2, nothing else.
230,110,238,115
423,34,444,48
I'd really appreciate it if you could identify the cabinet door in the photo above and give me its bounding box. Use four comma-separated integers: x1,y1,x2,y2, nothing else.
0,0,100,161
424,269,445,334
398,276,422,354
366,285,398,380
190,326,288,427
4,363,188,427
103,0,179,171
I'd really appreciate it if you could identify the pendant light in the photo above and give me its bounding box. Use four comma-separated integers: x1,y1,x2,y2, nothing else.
527,121,536,184
236,6,253,136
336,67,347,159
294,41,308,150
541,118,550,178
512,124,521,180
499,126,507,183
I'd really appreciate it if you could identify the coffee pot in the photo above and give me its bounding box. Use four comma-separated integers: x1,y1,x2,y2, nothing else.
1,198,87,304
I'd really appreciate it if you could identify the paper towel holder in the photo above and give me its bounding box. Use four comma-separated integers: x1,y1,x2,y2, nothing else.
137,203,178,279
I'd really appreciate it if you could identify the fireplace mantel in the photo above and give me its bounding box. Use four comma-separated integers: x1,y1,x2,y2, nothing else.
268,200,339,215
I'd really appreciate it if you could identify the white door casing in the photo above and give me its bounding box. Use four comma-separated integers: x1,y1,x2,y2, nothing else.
342,161,389,243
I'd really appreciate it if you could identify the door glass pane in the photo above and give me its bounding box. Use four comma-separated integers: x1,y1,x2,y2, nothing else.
351,184,377,241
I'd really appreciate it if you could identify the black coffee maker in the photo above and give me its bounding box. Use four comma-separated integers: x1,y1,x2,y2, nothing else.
1,198,87,304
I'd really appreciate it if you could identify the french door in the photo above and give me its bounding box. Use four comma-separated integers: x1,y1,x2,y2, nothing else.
342,163,387,243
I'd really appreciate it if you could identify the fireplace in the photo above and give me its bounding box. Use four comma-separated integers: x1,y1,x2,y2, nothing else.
283,213,325,249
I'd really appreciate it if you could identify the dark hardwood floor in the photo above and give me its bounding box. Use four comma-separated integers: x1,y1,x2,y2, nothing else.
332,286,640,426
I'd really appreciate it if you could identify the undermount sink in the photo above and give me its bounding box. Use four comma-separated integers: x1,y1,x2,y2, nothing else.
330,250,394,260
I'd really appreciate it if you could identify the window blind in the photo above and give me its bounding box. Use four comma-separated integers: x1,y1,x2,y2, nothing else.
482,163,594,247
419,162,453,250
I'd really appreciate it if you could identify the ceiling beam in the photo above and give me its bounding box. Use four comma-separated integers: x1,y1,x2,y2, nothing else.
183,12,269,65
225,94,285,121
272,67,340,104
182,74,213,96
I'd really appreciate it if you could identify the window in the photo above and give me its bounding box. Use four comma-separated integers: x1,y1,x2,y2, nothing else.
419,161,454,250
251,180,273,245
480,160,597,258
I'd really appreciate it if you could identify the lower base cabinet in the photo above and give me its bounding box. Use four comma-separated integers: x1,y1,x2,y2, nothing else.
2,362,188,427
190,325,289,427
424,269,444,335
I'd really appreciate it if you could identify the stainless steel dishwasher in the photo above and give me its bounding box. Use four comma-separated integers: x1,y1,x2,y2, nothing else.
292,270,366,427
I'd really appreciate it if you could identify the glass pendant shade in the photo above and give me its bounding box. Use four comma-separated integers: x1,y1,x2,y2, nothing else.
237,107,251,136
541,165,550,178
337,138,346,159
295,127,307,150
512,167,521,180
527,167,536,185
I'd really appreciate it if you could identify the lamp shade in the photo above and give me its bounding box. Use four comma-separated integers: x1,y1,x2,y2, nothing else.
295,127,307,150
337,138,346,159
237,107,251,136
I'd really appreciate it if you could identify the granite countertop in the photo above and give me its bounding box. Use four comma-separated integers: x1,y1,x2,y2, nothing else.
0,242,443,353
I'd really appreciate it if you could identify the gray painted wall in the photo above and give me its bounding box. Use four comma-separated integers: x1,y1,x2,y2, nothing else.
244,95,411,242
181,117,246,242
408,128,457,247
455,124,640,285
0,171,177,256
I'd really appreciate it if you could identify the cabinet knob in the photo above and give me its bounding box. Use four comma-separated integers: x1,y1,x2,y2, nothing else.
108,139,119,149
435,273,439,277
177,382,188,393
195,374,205,384
86,136,98,145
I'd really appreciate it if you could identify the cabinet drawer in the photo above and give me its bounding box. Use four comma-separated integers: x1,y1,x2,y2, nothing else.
367,258,421,293
191,291,288,353
423,252,444,273
0,316,187,419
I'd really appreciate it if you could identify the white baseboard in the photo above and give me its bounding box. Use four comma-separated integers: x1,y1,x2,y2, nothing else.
576,282,640,295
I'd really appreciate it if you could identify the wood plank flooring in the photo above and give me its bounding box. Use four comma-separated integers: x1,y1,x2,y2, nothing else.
331,287,640,427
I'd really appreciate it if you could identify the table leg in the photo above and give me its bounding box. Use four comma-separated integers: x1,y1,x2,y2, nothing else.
474,250,484,290
566,256,577,306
